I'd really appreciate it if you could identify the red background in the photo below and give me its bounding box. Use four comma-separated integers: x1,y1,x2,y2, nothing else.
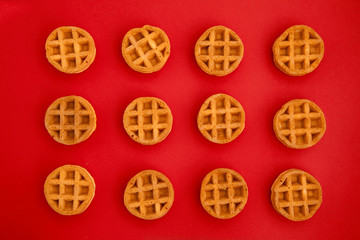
1,0,360,239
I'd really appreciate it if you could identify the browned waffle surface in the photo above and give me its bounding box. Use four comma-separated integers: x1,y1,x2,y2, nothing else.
124,170,174,220
271,169,322,221
273,99,326,149
200,168,248,219
45,26,96,73
194,25,244,76
197,93,245,144
44,165,95,215
44,96,97,145
122,25,170,73
123,97,173,145
272,25,324,76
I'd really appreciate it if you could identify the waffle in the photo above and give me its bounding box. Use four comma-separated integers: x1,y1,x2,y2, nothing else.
45,26,96,73
44,165,95,215
200,168,248,219
122,25,171,73
124,170,174,220
44,96,97,145
272,25,324,76
273,99,326,149
271,169,322,221
194,26,244,76
123,97,173,145
197,93,245,144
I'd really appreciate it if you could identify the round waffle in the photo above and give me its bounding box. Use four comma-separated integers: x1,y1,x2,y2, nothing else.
122,25,171,73
45,26,96,73
123,97,173,145
273,99,326,149
44,165,95,215
271,169,322,221
200,168,248,219
194,26,244,76
124,170,174,220
272,25,324,76
197,93,245,144
44,96,97,145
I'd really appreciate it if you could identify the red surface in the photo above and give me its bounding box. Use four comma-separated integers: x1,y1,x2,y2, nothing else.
1,0,360,239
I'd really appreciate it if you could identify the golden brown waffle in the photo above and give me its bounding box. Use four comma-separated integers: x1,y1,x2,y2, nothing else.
273,99,326,149
194,26,244,76
45,26,96,73
44,96,97,145
124,170,174,220
197,93,245,144
44,165,95,215
123,97,173,145
271,169,322,221
200,168,248,219
272,25,324,76
122,25,170,73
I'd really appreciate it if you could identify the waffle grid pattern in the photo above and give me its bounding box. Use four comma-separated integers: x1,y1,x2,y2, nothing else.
272,170,322,221
122,26,170,73
274,25,323,75
124,97,172,145
46,27,94,73
45,167,93,214
45,96,95,145
125,171,173,219
198,94,245,143
275,100,325,148
201,169,248,219
195,26,243,76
